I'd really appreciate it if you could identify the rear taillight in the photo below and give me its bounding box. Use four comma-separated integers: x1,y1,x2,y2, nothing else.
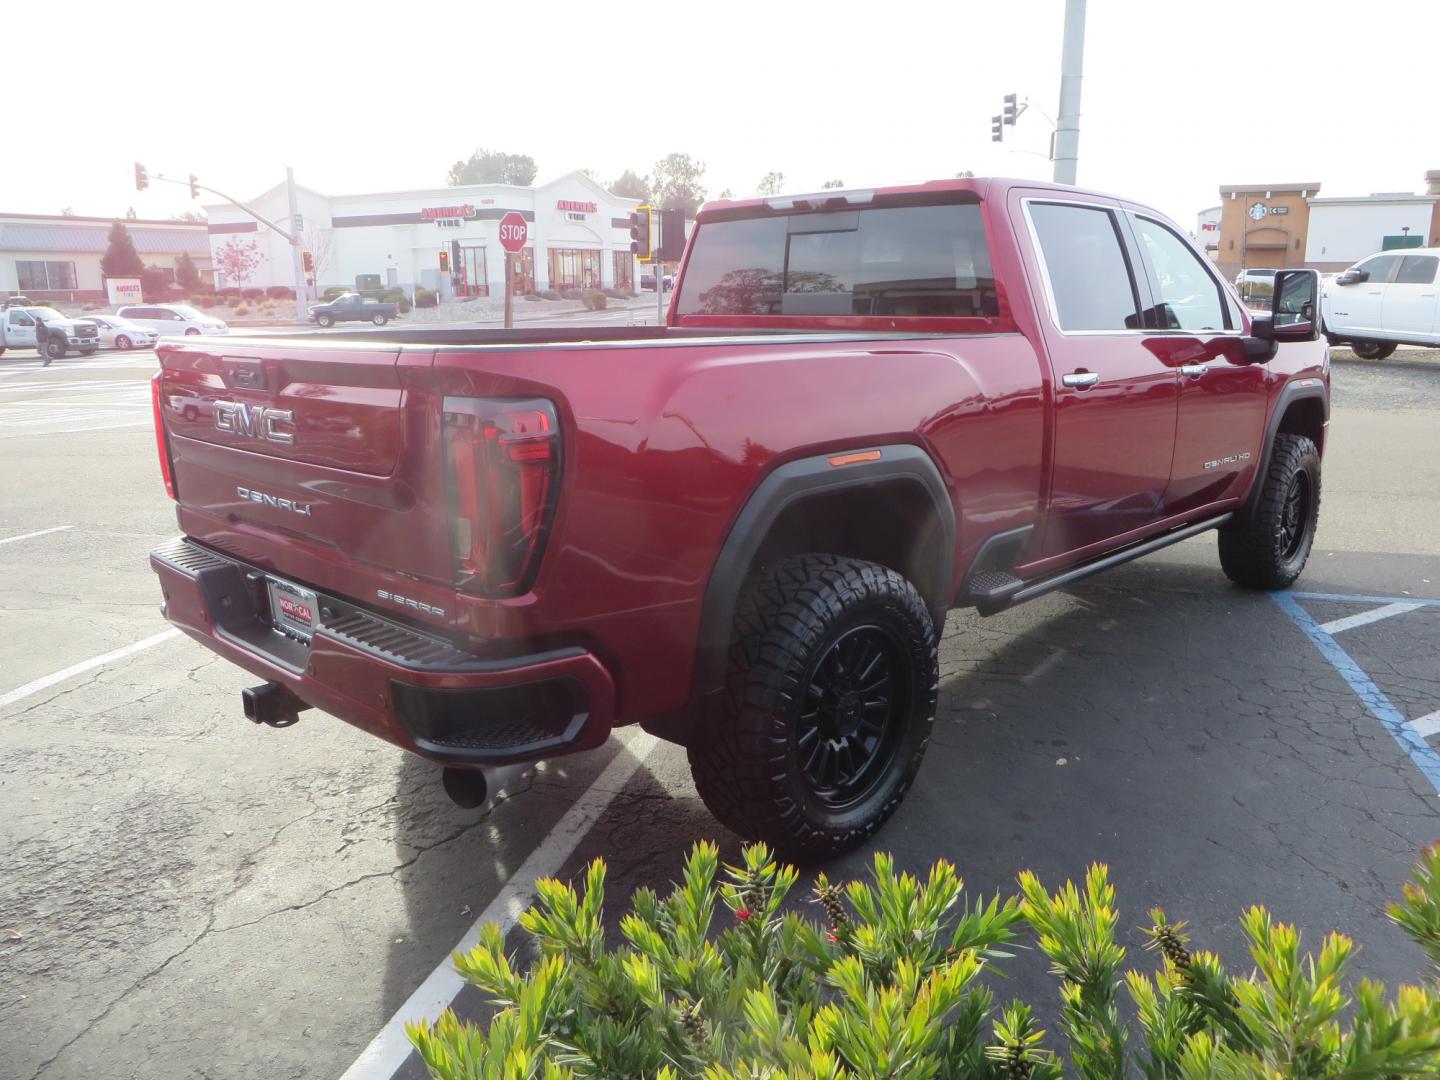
151,371,177,500
443,397,560,596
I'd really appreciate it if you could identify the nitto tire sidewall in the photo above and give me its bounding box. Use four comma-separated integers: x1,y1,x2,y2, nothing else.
777,594,936,842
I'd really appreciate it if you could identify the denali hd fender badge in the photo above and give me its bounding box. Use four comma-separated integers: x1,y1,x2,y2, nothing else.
1203,451,1252,471
236,486,314,516
377,590,446,618
215,400,296,445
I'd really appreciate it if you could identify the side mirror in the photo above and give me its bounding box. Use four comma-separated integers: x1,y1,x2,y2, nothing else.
1245,269,1320,360
1335,268,1366,286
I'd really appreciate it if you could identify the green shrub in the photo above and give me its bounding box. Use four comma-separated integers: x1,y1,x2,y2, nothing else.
558,288,582,301
241,287,265,301
539,290,563,301
409,842,1440,1080
322,287,348,301
523,292,544,302
233,304,251,316
265,285,295,300
415,287,438,309
581,290,608,311
602,287,629,300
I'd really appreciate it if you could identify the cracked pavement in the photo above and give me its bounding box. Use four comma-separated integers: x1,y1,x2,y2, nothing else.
3,354,1439,1079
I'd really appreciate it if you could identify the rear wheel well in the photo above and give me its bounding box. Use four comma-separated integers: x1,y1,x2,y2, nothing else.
1276,395,1326,456
747,481,950,617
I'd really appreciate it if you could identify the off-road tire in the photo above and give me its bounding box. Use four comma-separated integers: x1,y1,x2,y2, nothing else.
1350,341,1396,361
687,554,938,862
1218,433,1321,590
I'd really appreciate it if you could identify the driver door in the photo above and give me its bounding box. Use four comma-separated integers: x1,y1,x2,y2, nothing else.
1328,253,1400,335
6,309,37,349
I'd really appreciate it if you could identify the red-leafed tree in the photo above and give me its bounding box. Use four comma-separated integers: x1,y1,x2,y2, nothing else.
214,237,265,290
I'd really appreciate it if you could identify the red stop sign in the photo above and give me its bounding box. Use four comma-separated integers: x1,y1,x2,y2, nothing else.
498,212,528,253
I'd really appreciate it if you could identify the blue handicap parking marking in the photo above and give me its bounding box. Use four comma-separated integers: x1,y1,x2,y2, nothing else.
1273,591,1440,794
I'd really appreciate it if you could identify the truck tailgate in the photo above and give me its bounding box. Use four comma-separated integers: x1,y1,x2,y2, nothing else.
157,339,452,589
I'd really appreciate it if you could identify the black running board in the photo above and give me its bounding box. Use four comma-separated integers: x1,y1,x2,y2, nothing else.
977,513,1233,616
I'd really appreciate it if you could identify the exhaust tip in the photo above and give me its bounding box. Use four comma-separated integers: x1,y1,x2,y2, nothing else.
442,767,488,809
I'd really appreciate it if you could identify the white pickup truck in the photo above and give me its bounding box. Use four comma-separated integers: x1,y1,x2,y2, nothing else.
1321,248,1440,359
0,304,101,360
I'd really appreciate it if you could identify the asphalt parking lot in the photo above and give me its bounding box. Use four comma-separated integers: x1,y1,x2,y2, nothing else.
2,347,1439,1080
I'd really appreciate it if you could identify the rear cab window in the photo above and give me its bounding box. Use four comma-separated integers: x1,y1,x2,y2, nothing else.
674,200,999,324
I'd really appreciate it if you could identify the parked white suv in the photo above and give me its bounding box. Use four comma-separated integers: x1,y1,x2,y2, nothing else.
115,303,229,337
1321,249,1440,359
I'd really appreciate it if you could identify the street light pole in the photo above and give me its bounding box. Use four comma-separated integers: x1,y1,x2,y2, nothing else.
1052,0,1087,186
285,167,308,325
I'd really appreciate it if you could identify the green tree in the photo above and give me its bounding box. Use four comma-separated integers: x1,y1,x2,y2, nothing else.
651,153,707,219
610,169,651,201
756,171,785,196
821,179,845,189
100,221,144,279
447,148,538,186
175,252,202,293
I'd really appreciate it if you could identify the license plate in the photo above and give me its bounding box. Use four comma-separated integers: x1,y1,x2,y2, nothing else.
266,576,318,641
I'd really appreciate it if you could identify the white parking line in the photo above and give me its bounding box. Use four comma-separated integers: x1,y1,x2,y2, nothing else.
0,525,73,547
339,731,661,1079
1411,711,1440,740
0,628,181,711
1318,601,1425,635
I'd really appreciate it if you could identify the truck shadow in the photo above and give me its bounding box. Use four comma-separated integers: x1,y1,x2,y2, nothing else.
375,556,1432,1058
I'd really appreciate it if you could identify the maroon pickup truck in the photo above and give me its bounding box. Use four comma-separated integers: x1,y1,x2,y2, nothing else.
149,178,1329,859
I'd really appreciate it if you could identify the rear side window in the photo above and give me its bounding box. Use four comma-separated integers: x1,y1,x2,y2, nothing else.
1396,255,1439,285
1027,202,1140,331
676,203,998,318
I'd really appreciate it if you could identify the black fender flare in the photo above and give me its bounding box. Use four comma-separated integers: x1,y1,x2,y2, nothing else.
682,444,955,717
1243,376,1329,518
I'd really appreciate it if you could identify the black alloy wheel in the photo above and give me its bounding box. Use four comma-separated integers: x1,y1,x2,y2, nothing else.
797,624,907,809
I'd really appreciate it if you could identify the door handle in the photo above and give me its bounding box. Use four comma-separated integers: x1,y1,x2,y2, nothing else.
1179,363,1209,378
1061,371,1099,389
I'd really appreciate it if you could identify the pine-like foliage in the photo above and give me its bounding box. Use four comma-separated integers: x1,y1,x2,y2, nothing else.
408,843,1440,1079
100,221,144,279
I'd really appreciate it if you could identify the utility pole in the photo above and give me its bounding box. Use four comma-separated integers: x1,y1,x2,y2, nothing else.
285,167,308,324
1053,0,1087,186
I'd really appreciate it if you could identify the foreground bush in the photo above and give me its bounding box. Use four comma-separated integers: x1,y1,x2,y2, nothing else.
410,844,1440,1078
415,287,438,309
581,289,608,311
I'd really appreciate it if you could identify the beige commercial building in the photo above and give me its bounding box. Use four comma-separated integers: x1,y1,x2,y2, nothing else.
0,213,211,302
1212,170,1440,281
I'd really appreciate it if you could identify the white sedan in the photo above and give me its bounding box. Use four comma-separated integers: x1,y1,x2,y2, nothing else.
84,314,159,351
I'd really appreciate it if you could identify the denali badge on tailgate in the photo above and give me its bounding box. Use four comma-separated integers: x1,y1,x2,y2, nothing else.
236,486,313,517
214,400,295,445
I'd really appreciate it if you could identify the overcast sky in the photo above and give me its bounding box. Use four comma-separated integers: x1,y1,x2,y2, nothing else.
5,0,1436,229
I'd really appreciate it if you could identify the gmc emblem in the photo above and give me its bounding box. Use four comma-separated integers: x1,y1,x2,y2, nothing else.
215,400,295,445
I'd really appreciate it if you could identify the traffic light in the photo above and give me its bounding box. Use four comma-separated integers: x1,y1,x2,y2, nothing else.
657,207,686,261
991,116,1003,143
1002,93,1018,126
188,173,199,199
134,162,148,191
438,248,450,273
629,206,652,261
302,251,314,274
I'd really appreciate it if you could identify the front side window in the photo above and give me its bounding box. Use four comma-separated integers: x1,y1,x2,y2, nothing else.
1355,254,1400,284
1027,202,1140,331
1131,216,1228,331
676,203,998,318
1395,255,1439,285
